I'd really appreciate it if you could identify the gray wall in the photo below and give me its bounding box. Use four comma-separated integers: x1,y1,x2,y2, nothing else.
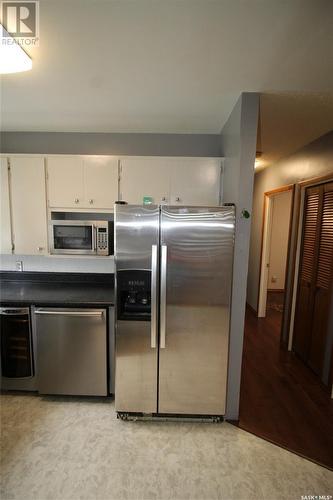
0,132,222,157
221,92,260,420
247,130,333,311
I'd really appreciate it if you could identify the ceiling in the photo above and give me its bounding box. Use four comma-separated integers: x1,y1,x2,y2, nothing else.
0,0,333,134
257,92,333,169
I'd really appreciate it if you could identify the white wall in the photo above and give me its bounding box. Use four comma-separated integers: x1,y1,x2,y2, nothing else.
0,254,114,274
221,92,259,420
268,190,292,290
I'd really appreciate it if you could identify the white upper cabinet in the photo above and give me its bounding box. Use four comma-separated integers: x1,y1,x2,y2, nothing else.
170,158,221,205
120,157,221,206
120,158,171,204
83,157,118,209
0,158,12,254
47,156,118,209
10,157,48,255
47,156,84,208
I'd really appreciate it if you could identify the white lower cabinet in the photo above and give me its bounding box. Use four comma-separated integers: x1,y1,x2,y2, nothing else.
0,158,12,254
10,157,48,255
120,157,221,206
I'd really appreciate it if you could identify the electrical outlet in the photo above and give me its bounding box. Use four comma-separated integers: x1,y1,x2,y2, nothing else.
16,261,23,272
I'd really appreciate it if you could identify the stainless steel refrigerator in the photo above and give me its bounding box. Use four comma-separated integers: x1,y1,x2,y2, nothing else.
114,204,235,418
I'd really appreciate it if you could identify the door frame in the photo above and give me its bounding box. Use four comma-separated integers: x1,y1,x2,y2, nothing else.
257,184,294,319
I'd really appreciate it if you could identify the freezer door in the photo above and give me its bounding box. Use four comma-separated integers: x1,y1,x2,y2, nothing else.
115,204,159,413
159,206,235,415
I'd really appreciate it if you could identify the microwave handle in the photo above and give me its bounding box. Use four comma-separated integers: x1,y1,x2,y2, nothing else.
93,225,97,252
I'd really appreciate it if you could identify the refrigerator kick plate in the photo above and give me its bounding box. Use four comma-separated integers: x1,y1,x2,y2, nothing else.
116,412,223,423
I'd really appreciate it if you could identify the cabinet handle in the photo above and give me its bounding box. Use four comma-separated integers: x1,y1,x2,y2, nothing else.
37,247,44,252
161,196,167,202
74,198,79,204
89,199,94,204
175,196,181,202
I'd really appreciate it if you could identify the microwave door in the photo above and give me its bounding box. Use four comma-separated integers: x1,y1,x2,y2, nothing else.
50,221,95,255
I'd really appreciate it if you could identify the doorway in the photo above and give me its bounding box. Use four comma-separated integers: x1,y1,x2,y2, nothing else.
257,186,293,336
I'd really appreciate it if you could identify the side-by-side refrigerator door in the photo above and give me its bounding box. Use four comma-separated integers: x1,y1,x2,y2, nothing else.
159,206,235,415
115,204,159,413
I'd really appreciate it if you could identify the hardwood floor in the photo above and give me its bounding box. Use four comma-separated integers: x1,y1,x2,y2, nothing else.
238,305,333,470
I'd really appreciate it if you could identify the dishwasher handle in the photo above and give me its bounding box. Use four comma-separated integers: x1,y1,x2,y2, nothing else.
34,310,104,317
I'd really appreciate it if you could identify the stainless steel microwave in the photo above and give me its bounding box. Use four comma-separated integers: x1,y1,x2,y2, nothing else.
49,220,113,256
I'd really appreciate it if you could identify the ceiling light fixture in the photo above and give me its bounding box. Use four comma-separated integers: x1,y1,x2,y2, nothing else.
0,24,32,74
254,151,262,169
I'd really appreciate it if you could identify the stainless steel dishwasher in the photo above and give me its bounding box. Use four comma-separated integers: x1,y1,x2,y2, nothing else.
35,308,107,396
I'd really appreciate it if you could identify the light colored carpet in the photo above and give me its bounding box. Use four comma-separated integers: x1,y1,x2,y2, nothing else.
1,393,332,500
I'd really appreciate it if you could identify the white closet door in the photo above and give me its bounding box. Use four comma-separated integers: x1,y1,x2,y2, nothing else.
120,158,170,204
0,158,12,254
10,157,48,255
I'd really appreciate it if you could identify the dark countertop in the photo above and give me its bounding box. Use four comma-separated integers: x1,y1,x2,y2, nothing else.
0,272,114,308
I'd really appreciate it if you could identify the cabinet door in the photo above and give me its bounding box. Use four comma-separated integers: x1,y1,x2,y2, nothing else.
0,158,12,254
47,156,84,208
10,157,48,255
83,157,118,209
120,158,170,204
170,158,221,205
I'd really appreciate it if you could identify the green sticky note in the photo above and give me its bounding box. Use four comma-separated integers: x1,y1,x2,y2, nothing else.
143,196,153,205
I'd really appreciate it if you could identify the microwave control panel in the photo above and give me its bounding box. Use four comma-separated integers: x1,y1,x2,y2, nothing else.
96,225,109,256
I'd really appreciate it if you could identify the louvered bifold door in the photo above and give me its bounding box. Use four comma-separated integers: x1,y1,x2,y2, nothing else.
293,186,322,361
308,182,333,377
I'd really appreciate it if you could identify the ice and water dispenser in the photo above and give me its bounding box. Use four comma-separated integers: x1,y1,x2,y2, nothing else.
116,270,151,321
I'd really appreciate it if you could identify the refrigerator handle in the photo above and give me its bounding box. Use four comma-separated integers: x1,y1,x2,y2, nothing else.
160,245,167,349
151,245,158,348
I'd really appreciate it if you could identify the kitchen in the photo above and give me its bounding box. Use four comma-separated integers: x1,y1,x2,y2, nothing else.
1,1,332,499
1,154,225,410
